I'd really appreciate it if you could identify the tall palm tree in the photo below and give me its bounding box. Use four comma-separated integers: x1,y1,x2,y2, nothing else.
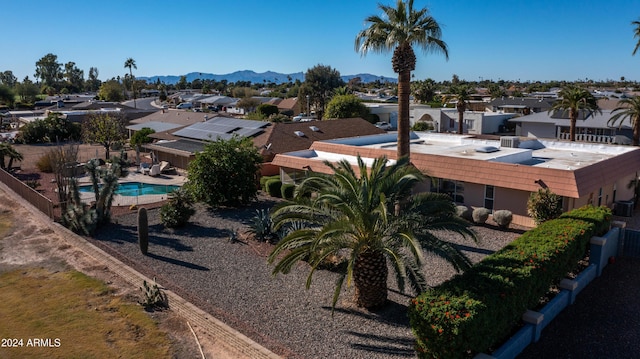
548,85,600,141
609,96,640,145
632,18,640,56
268,156,475,309
446,86,472,134
124,58,137,108
355,0,448,160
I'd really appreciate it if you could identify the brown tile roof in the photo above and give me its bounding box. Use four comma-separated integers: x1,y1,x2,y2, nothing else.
255,118,385,159
277,98,299,111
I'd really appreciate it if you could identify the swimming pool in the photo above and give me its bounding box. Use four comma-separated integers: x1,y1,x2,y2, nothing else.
79,182,181,197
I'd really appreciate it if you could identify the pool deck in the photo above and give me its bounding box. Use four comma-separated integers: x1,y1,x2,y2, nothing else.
77,169,188,206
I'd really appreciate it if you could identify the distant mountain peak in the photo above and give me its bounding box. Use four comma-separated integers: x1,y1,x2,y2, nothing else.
139,70,396,85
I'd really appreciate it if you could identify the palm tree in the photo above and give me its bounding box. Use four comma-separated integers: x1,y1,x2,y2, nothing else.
124,58,137,108
609,96,640,145
632,18,640,56
446,86,472,134
0,142,23,170
268,156,476,309
355,0,448,160
548,85,600,141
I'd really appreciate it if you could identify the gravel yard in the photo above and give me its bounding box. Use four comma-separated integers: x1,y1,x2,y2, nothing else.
91,199,524,359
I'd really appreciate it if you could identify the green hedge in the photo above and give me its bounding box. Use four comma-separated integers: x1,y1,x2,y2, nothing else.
409,205,611,358
281,183,295,200
260,175,280,191
265,179,282,198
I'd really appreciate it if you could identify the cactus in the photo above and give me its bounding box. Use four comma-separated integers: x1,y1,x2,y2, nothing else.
138,207,149,255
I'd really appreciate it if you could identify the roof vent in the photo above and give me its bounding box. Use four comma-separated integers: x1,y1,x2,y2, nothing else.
475,146,499,153
294,131,305,137
309,126,320,132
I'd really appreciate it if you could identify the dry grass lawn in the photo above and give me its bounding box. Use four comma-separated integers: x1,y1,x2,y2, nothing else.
0,267,175,359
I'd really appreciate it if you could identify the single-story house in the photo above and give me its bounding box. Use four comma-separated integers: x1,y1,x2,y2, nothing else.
509,109,633,144
271,132,640,228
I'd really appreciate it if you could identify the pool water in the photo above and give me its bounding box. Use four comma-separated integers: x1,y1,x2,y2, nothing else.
79,182,181,197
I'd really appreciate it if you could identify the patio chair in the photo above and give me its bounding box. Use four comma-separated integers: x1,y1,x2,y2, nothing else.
139,162,151,175
159,161,176,174
149,164,161,177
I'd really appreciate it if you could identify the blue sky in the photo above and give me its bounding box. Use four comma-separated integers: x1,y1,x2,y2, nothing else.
2,0,640,83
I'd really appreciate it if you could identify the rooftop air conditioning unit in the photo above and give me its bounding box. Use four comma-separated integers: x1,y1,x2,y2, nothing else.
500,136,520,148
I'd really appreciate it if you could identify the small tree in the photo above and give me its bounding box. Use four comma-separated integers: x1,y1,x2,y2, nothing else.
324,94,370,120
185,136,262,207
130,127,155,164
256,103,279,117
160,188,195,228
527,188,563,225
82,112,127,159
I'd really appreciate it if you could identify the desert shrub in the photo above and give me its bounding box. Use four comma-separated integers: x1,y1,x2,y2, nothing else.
492,209,513,228
160,188,195,228
36,151,55,173
248,209,277,242
138,278,168,311
527,188,563,225
411,121,433,131
25,179,41,189
281,183,295,200
265,179,282,198
472,207,490,224
456,205,472,221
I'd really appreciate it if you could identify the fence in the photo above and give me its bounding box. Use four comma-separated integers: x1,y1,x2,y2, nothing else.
0,168,55,220
622,229,640,258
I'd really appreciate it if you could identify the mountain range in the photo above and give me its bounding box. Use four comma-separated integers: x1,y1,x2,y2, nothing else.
139,70,397,85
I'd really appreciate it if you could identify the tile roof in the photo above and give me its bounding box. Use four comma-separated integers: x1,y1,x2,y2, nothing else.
253,118,385,158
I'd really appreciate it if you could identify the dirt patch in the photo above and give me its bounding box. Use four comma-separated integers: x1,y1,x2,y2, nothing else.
0,187,248,359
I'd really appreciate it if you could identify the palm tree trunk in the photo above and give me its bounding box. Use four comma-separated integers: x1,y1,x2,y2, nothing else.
570,109,577,141
633,120,639,146
397,70,411,159
457,105,464,135
354,250,388,308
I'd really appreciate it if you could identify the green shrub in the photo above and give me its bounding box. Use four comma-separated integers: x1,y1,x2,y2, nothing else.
409,205,611,358
527,188,563,225
281,183,295,200
456,205,472,221
160,188,195,228
265,179,282,198
411,121,434,131
492,210,513,228
472,207,490,224
260,175,279,191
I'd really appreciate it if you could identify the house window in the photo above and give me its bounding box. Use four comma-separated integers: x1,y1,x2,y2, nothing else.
433,178,465,203
464,119,474,129
598,187,602,206
484,185,494,211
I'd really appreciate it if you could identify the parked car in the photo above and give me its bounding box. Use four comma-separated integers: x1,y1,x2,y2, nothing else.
375,122,392,130
176,102,192,109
